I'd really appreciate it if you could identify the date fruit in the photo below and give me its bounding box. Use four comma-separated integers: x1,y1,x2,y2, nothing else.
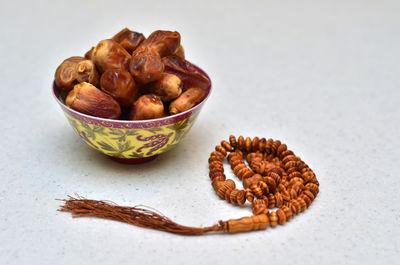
92,39,131,72
169,87,207,114
147,73,182,102
162,55,210,90
130,94,164,120
55,56,85,91
129,46,164,84
100,70,138,107
112,28,145,54
75,60,99,87
66,82,121,119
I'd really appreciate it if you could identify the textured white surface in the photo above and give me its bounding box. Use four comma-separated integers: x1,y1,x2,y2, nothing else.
1,0,399,264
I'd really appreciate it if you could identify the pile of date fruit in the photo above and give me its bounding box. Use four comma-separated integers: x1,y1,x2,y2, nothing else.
55,28,211,120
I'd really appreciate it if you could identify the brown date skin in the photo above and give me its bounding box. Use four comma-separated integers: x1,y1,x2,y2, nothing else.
129,46,164,84
147,73,182,102
162,55,210,91
85,47,95,60
169,87,206,115
142,30,181,58
75,60,100,87
92,39,131,72
112,28,145,54
173,45,185,59
66,82,121,119
130,94,164,120
55,56,85,92
100,70,138,107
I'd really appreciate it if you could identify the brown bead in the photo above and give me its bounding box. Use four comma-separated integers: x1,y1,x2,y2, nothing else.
235,190,246,206
297,198,307,212
288,171,302,180
249,183,263,198
221,140,232,152
245,137,252,152
277,144,287,156
279,150,294,160
241,169,255,180
276,209,286,225
267,193,276,209
252,199,268,215
233,164,246,176
300,194,312,207
269,172,281,184
224,189,232,203
274,192,284,207
245,188,254,202
229,135,237,149
230,159,243,169
289,188,298,199
305,183,319,197
209,161,223,171
285,161,300,170
282,155,297,164
271,140,281,155
258,138,266,152
252,137,259,151
259,181,269,195
264,176,277,193
281,189,291,202
243,174,263,189
215,145,227,156
291,200,301,215
281,205,293,221
211,175,225,184
238,136,245,150
269,211,278,228
303,190,315,201
302,171,315,184
216,179,235,199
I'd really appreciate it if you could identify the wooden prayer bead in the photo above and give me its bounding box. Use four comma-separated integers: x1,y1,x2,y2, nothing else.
215,145,227,156
207,136,318,233
221,140,232,152
269,211,278,228
229,135,237,149
276,209,286,225
245,188,254,202
252,137,260,152
237,136,245,150
252,199,268,215
245,137,252,152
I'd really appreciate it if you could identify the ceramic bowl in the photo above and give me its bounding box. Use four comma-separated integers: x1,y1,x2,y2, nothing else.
53,67,211,164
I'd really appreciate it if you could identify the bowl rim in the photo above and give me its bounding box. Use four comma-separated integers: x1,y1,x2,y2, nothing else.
52,64,212,125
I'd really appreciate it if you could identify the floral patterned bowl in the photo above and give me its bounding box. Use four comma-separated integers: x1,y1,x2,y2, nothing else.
53,68,211,164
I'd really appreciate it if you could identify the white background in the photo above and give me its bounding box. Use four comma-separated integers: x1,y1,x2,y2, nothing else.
1,0,399,264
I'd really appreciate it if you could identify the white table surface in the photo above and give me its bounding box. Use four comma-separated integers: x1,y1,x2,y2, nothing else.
1,0,399,264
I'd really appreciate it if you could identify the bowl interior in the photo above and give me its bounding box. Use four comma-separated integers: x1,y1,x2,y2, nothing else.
53,65,211,160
